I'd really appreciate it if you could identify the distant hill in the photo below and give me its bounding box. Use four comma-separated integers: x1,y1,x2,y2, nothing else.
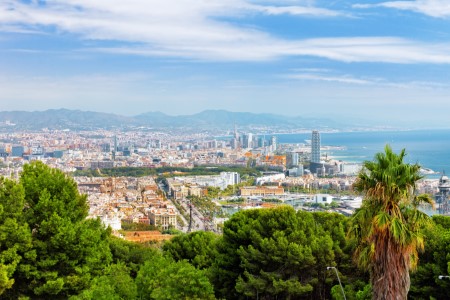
134,110,347,130
0,109,135,130
0,108,360,131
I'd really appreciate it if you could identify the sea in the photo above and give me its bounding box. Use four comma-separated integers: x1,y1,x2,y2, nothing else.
275,129,450,177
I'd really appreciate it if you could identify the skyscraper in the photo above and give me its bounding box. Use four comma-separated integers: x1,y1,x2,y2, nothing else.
270,136,277,151
286,151,299,168
257,136,265,148
311,130,320,163
242,133,253,149
112,135,118,161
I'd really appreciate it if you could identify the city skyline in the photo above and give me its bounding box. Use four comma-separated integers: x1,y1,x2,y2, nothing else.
2,1,450,127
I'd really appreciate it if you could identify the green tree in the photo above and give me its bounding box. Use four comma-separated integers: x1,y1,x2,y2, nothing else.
188,195,220,220
206,186,221,199
163,231,219,269
0,178,32,296
349,146,433,299
313,212,369,298
5,161,112,299
409,215,450,298
69,263,137,300
136,255,215,300
211,206,346,299
109,237,159,277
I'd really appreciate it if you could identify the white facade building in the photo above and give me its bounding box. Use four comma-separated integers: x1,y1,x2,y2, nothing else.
313,194,333,204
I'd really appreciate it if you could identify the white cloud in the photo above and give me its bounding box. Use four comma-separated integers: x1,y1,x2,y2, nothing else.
287,37,450,64
287,73,374,85
0,24,46,35
286,69,450,90
354,0,450,18
1,1,450,63
252,5,344,17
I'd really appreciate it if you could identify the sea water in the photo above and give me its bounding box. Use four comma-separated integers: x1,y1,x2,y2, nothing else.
276,129,450,174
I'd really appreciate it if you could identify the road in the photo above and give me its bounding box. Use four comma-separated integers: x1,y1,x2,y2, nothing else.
157,181,213,232
178,198,205,232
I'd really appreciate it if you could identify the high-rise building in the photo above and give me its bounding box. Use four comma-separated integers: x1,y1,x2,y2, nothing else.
242,133,253,149
220,172,241,186
286,152,299,168
112,135,118,161
311,130,320,163
288,165,304,177
230,138,238,149
270,136,277,151
257,137,266,148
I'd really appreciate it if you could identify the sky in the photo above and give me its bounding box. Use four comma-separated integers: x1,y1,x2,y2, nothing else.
1,0,450,127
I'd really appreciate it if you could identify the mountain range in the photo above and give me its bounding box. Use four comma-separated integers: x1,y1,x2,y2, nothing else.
0,109,369,132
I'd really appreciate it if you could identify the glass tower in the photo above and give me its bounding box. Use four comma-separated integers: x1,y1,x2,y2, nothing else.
311,130,320,163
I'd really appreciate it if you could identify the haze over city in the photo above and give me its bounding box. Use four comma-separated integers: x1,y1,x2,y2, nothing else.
1,0,450,127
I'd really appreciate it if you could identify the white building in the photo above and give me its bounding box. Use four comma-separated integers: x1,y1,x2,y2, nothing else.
340,163,362,176
220,172,241,186
343,197,363,209
148,206,177,230
313,194,333,204
288,165,304,177
256,173,285,185
100,215,122,231
286,152,299,168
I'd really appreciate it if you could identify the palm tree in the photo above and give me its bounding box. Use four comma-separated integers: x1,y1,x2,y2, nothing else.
349,145,433,300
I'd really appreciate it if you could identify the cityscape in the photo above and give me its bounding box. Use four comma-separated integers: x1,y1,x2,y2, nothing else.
2,1,450,299
0,127,444,234
1,117,450,299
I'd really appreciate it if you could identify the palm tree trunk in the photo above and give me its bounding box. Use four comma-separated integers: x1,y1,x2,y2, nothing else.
371,235,410,300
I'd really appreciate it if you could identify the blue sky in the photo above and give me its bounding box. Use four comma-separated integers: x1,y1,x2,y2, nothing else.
1,0,450,127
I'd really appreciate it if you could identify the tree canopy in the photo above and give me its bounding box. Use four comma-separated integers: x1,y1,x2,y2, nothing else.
349,145,433,299
0,159,447,299
1,161,112,299
163,231,219,269
211,206,357,299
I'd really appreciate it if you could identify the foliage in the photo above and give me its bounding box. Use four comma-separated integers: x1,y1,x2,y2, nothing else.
207,186,221,199
4,158,449,299
1,161,112,299
189,195,221,219
355,284,372,300
261,198,282,203
409,215,450,298
225,197,245,203
74,165,262,178
108,237,159,277
136,255,215,300
331,281,371,300
329,201,340,208
69,263,137,300
211,206,353,299
161,228,183,235
349,145,434,299
221,179,256,197
0,178,32,296
163,231,219,269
